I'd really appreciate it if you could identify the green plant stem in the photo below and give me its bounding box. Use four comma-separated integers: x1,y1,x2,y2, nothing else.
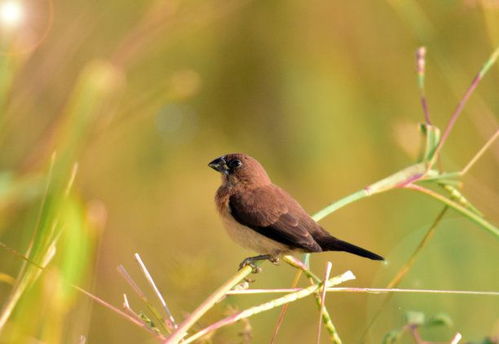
313,189,369,221
478,46,499,77
0,155,58,332
270,269,303,344
283,256,342,344
225,287,499,296
405,184,499,238
317,262,333,344
282,255,320,282
311,276,341,344
0,273,15,285
430,46,499,167
162,265,254,344
0,242,44,270
313,163,426,222
418,172,460,183
450,332,463,344
387,207,448,288
416,46,431,125
359,206,448,342
181,271,355,344
134,253,177,331
117,265,170,335
460,129,499,175
75,286,165,340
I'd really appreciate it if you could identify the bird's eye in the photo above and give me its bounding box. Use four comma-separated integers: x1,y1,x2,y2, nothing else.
228,159,242,169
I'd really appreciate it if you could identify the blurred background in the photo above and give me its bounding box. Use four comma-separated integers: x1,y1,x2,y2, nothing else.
0,0,498,343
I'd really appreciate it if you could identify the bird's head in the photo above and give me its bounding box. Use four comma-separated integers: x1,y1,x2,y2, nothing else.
208,153,271,187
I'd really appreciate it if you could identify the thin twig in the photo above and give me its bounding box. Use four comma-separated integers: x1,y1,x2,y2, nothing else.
404,184,499,237
387,206,448,288
134,253,177,330
122,293,142,322
317,262,333,344
64,163,79,196
162,265,254,344
312,163,427,222
226,287,499,296
283,256,342,343
117,265,145,298
0,242,44,270
117,265,169,334
461,129,499,175
310,269,341,344
450,333,462,344
359,206,449,342
181,271,356,344
416,47,431,125
431,47,499,165
282,255,321,282
408,325,425,344
123,294,131,310
0,273,15,285
270,269,302,344
74,286,166,340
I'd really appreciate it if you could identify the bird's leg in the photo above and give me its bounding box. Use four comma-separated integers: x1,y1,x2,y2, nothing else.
238,254,277,273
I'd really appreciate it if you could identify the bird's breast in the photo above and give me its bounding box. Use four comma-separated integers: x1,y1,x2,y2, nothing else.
215,186,290,255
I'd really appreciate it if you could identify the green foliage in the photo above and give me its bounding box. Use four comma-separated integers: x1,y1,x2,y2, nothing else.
425,313,453,328
384,311,455,344
418,123,440,164
382,329,404,344
405,311,426,326
0,57,118,340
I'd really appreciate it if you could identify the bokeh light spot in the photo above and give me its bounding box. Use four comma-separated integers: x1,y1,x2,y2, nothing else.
0,1,24,28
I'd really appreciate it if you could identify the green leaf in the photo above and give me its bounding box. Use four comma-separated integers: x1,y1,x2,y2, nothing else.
425,313,453,328
441,184,483,217
418,123,441,163
367,163,426,194
382,329,403,344
405,311,425,325
408,185,499,239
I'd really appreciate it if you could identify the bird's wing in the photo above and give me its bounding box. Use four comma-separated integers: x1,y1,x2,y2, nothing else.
229,185,322,252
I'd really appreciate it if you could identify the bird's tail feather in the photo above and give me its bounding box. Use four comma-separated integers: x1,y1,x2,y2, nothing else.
320,237,384,261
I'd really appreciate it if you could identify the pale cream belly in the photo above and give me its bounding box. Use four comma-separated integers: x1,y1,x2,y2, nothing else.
221,216,291,255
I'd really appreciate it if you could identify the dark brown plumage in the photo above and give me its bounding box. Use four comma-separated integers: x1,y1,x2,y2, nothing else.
209,153,383,268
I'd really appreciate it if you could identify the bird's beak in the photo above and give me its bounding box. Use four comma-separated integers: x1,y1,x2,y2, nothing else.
208,156,228,174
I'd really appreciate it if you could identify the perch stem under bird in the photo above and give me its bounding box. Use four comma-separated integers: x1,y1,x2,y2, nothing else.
209,153,384,270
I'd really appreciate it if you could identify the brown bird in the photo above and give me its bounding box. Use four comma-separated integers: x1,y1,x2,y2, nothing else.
209,153,384,270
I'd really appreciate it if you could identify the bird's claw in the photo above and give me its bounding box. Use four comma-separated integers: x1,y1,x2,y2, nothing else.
239,258,262,273
269,257,280,265
238,255,279,273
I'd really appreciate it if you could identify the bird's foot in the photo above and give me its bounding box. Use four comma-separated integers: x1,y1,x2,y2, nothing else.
238,258,262,273
269,256,280,265
238,254,277,273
